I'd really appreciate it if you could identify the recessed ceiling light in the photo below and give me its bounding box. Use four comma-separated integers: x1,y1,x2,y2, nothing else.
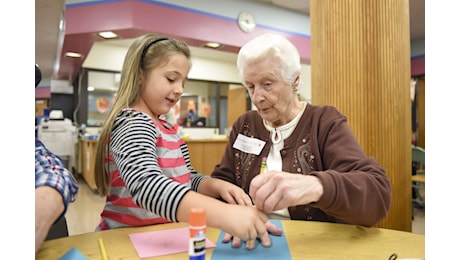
204,42,221,49
97,31,118,39
65,52,83,58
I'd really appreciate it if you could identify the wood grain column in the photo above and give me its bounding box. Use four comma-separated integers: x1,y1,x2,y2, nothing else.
310,0,412,231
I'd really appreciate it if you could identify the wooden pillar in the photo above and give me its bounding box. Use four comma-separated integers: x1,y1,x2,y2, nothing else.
310,0,412,231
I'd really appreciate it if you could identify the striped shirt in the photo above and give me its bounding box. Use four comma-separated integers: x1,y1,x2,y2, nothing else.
97,109,207,230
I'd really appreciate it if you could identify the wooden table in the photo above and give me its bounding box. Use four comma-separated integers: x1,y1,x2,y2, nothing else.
36,220,424,259
412,174,425,183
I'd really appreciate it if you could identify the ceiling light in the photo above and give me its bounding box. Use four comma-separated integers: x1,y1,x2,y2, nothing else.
65,52,83,58
97,31,118,39
204,42,221,49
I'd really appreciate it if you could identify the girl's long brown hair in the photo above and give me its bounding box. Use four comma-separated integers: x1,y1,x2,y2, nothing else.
94,33,191,196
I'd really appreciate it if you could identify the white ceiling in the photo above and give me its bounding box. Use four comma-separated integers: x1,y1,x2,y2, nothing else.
35,0,425,83
35,0,65,82
261,0,425,40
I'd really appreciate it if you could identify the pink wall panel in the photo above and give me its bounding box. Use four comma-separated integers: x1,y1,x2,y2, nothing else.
35,87,51,99
411,56,425,76
65,0,311,61
65,1,136,34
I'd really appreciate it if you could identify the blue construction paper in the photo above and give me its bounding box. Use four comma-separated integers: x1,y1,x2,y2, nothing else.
211,220,292,260
58,247,89,260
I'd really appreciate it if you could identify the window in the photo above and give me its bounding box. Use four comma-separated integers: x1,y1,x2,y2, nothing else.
84,70,236,134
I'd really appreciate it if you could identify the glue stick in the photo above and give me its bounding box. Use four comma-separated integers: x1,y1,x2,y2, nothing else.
189,208,206,260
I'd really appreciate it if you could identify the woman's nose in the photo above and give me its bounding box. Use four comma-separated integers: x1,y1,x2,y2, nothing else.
252,87,264,102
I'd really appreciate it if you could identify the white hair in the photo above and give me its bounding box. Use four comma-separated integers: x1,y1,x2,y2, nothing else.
237,34,301,84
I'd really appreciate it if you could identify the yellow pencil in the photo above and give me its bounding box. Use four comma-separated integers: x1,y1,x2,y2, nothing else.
260,157,267,175
98,238,109,260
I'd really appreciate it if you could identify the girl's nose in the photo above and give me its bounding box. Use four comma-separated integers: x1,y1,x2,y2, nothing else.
174,84,184,95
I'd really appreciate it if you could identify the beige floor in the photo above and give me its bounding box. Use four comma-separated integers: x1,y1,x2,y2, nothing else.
66,177,425,236
66,178,105,235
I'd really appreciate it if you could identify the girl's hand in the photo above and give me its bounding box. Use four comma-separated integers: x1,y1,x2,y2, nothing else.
221,216,283,250
200,178,252,206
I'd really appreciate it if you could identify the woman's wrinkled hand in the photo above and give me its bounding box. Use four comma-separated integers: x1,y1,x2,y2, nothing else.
249,171,323,213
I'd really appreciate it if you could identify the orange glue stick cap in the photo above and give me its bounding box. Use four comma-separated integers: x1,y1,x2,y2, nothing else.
190,208,206,227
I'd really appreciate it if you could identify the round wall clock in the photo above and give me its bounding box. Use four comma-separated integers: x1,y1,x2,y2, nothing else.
237,11,256,33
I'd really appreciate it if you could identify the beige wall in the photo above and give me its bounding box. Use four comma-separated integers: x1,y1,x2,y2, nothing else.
83,40,312,102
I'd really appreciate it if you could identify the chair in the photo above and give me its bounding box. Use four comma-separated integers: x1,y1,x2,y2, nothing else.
45,216,69,241
411,146,425,208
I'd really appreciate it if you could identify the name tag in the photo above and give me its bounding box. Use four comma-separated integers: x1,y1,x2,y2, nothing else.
233,134,265,155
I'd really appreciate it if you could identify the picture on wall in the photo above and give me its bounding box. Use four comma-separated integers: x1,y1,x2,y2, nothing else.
87,91,116,126
179,95,198,126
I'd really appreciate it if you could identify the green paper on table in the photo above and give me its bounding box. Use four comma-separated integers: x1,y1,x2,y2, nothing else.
211,220,291,260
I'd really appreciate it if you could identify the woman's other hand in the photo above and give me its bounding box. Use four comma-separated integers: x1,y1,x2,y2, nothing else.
249,171,323,213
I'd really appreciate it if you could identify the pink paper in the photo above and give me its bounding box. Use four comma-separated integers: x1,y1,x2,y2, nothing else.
128,227,215,258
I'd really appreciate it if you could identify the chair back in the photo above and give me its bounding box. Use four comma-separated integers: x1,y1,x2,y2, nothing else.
45,216,69,240
412,146,425,171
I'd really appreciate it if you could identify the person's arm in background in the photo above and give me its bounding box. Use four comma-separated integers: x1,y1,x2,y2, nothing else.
35,186,65,252
35,139,79,253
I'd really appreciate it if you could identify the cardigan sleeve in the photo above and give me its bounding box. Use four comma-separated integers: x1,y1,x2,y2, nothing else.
308,107,391,227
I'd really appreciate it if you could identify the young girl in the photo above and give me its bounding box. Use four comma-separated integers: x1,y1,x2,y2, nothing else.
93,33,269,243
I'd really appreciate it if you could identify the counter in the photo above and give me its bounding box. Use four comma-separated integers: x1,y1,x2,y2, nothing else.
185,138,228,175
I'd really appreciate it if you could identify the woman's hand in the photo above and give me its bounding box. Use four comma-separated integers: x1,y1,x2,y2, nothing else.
249,170,323,213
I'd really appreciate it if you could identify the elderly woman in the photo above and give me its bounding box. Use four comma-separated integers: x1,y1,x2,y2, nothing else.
212,34,391,231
